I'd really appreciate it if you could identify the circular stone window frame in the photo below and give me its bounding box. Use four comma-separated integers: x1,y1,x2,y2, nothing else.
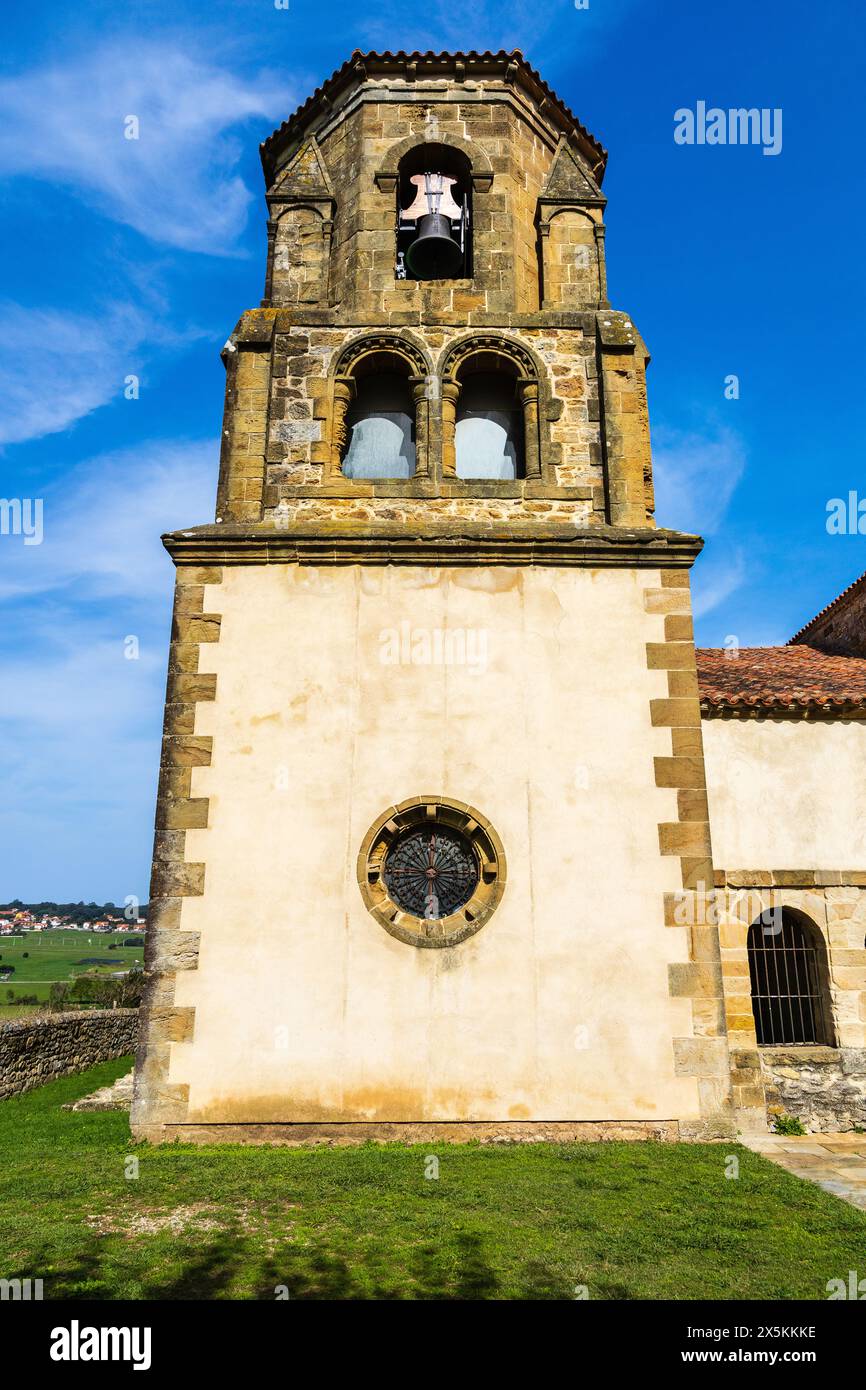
357,796,507,949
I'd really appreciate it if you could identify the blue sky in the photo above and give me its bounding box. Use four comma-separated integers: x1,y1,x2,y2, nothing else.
1,0,864,901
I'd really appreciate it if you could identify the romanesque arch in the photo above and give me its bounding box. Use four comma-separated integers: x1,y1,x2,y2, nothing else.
331,333,432,480
438,334,546,481
747,907,835,1046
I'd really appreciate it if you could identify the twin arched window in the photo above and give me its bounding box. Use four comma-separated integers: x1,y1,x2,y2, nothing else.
332,339,541,482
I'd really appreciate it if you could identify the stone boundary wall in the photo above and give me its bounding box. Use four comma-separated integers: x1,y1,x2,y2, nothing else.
0,1010,138,1100
760,1046,866,1133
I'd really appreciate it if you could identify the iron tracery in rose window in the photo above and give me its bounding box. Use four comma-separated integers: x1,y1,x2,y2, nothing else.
383,825,479,920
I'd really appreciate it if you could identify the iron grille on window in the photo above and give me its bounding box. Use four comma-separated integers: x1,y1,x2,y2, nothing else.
747,911,832,1046
383,825,478,921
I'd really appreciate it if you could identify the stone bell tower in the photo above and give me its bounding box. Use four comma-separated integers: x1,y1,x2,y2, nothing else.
132,51,733,1142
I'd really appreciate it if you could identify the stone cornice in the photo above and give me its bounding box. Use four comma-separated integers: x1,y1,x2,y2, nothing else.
228,306,605,347
714,868,866,888
163,523,703,570
260,50,607,188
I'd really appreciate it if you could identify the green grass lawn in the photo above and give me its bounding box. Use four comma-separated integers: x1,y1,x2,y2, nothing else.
0,929,144,1004
1,1058,864,1300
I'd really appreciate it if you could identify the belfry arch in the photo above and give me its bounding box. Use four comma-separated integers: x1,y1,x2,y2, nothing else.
439,336,544,480
330,334,431,480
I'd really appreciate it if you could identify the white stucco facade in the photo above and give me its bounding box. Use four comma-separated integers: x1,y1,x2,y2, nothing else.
703,719,866,870
167,563,703,1126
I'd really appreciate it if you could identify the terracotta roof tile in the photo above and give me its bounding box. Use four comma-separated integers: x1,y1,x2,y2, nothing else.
696,645,866,713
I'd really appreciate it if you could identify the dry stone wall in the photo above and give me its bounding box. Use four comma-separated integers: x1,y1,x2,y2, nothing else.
0,1010,138,1100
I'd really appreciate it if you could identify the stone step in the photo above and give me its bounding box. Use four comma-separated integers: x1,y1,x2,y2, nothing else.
63,1069,134,1112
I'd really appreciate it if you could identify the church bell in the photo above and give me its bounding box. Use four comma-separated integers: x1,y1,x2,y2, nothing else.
406,212,464,279
400,172,467,280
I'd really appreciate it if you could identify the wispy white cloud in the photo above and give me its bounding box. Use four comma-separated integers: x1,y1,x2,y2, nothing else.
0,300,200,446
0,437,216,603
691,547,749,620
652,423,747,537
0,438,217,899
0,42,292,253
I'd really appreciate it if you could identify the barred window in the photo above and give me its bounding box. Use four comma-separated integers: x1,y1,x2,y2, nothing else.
747,909,834,1046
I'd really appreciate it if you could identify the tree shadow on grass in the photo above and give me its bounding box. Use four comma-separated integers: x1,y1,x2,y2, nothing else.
7,1243,114,1301
252,1231,503,1300
14,1228,587,1301
146,1230,589,1301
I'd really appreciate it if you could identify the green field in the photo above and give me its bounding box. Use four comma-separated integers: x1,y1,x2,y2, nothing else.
0,1059,864,1300
0,929,144,1006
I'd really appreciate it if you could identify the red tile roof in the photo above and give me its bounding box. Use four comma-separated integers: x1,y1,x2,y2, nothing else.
260,50,607,186
696,645,866,715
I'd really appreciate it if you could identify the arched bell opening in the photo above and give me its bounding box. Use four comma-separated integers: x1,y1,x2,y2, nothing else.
339,351,417,480
440,348,541,482
454,360,524,481
397,145,472,282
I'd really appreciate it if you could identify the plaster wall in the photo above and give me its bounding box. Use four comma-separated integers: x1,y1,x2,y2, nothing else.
703,719,866,870
167,563,705,1125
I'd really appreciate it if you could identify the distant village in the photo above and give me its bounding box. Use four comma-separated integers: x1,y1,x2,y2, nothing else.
0,902,147,936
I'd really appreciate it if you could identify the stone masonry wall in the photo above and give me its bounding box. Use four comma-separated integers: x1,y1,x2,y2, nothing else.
793,580,866,658
272,208,328,307
263,321,599,525
760,1047,866,1133
543,210,600,311
714,876,866,1132
317,94,556,317
0,1010,138,1100
214,307,655,533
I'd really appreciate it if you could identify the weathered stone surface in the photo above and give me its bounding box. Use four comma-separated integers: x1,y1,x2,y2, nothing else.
672,1037,729,1077
64,1068,135,1112
159,1119,681,1146
0,1011,138,1101
760,1047,866,1133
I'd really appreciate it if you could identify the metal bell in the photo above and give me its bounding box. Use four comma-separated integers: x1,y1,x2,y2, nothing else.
405,213,464,280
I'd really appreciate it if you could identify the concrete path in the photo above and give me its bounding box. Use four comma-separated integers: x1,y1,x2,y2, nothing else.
742,1133,866,1210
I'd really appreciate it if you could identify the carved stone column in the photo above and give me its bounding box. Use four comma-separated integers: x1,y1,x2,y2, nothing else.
594,222,610,309
321,218,334,304
330,376,356,476
519,380,541,480
262,220,276,307
441,379,461,478
410,376,430,480
538,220,552,310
